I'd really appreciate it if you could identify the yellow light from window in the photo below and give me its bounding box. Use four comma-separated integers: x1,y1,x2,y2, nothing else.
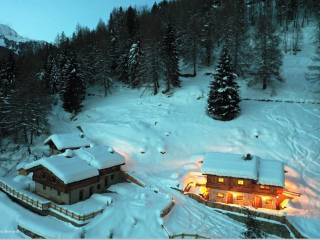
237,180,244,185
236,195,244,200
218,177,224,183
260,185,270,189
217,193,224,198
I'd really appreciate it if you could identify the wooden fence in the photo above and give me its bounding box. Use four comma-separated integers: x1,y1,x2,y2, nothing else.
0,179,49,211
17,225,45,239
50,203,104,222
0,178,104,225
169,233,209,239
123,172,146,187
161,199,175,218
242,98,320,105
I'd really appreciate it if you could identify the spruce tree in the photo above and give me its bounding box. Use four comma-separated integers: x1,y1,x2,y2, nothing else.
252,2,283,90
62,55,85,114
128,41,142,88
307,19,320,92
207,48,240,121
162,23,180,94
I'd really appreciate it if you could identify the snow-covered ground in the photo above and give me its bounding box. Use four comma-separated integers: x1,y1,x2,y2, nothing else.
0,192,81,238
0,25,319,237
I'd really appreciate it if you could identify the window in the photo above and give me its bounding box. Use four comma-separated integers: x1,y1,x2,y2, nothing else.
237,180,244,185
218,177,224,183
260,185,270,190
43,185,46,190
236,195,244,200
97,184,101,190
57,190,61,196
217,193,224,198
265,199,273,204
110,174,114,180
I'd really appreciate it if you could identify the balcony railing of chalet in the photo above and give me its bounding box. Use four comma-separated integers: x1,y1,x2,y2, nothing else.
0,178,104,223
0,179,50,211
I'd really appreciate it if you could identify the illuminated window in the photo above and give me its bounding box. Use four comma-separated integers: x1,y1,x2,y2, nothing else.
218,177,224,183
217,193,224,198
236,195,244,200
237,180,244,185
265,199,273,204
260,185,270,190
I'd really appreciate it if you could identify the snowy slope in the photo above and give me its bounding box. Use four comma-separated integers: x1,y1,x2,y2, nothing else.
0,24,319,238
49,25,320,237
0,192,81,238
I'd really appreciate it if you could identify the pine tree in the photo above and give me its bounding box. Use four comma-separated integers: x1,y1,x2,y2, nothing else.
0,53,16,96
223,0,252,76
126,6,139,39
128,41,142,88
200,8,214,66
207,48,240,121
307,19,320,92
62,54,85,114
242,209,266,238
162,23,180,94
136,41,160,95
252,2,283,90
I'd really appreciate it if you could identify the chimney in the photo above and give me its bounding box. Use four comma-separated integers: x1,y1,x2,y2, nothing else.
243,153,253,161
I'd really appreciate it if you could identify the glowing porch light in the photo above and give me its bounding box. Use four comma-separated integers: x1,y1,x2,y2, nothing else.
199,186,209,199
280,199,289,209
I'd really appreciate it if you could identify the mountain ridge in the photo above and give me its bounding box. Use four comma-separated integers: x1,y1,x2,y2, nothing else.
0,24,29,47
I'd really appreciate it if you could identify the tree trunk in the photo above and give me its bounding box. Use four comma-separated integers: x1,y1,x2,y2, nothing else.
262,77,267,90
23,126,28,144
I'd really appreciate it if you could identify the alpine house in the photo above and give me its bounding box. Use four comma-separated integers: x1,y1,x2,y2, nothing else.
201,152,297,210
19,146,125,204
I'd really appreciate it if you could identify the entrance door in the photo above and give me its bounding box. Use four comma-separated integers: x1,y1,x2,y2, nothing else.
89,186,94,196
253,196,262,208
79,190,84,201
226,193,233,204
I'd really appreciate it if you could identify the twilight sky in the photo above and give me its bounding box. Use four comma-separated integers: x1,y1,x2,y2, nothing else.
0,0,155,42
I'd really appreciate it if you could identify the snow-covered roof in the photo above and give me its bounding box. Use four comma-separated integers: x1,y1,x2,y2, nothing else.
74,146,125,170
23,155,99,184
258,160,285,187
44,133,91,150
201,152,258,180
201,152,285,187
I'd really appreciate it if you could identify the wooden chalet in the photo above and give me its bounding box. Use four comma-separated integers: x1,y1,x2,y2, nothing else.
44,133,91,155
201,153,294,210
19,146,125,204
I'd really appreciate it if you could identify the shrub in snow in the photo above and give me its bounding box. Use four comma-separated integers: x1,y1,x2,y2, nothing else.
207,48,240,121
242,208,266,238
